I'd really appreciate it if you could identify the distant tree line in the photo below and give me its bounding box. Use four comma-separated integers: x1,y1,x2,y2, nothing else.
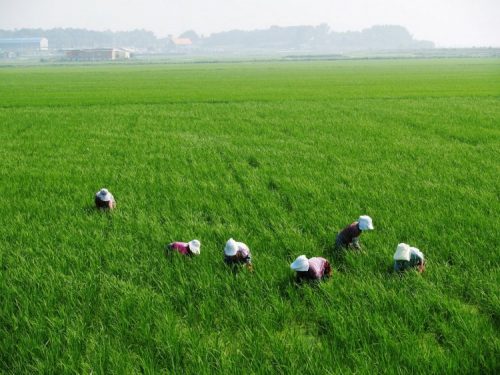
200,24,434,51
0,25,434,51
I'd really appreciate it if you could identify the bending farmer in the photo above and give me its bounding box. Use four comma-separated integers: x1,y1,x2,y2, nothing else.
336,215,374,250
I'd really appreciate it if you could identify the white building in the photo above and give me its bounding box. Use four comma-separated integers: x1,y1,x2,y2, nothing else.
64,48,131,61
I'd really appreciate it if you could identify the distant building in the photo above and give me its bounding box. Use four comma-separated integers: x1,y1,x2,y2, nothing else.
171,37,192,46
64,48,131,61
0,37,48,54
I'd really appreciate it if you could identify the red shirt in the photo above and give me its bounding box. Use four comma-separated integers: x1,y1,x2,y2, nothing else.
337,222,362,245
169,242,191,255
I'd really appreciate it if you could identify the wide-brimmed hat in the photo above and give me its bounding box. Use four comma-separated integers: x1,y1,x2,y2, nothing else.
358,215,374,230
410,247,424,260
224,238,238,256
290,255,309,272
96,188,113,202
188,240,201,255
394,243,411,261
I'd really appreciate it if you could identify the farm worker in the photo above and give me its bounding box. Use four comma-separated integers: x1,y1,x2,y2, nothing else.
95,188,116,209
167,240,201,256
335,215,374,250
224,238,253,270
290,255,332,281
393,243,425,273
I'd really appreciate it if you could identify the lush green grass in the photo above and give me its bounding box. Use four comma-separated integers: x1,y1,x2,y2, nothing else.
0,59,499,374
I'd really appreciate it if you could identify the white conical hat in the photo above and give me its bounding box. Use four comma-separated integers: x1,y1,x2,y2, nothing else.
224,238,238,256
409,247,424,260
96,188,113,202
358,215,374,230
394,243,411,261
290,255,309,272
188,240,201,255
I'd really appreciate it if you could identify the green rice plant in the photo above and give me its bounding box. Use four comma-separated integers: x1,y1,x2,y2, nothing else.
0,58,499,373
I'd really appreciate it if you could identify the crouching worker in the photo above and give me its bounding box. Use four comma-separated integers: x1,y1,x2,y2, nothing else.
393,243,425,273
335,215,374,250
290,255,332,281
95,188,116,209
167,240,201,256
224,238,253,271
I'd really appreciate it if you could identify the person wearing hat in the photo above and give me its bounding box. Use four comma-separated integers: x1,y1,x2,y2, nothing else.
95,188,116,209
290,255,332,281
224,238,252,270
393,243,425,273
167,240,201,256
335,215,374,250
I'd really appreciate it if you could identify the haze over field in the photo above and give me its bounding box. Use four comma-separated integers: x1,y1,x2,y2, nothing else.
1,0,499,47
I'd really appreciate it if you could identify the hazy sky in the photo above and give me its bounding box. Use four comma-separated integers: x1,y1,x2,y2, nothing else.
0,0,499,47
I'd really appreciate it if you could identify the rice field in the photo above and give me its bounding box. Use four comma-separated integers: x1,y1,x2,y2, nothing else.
0,58,499,373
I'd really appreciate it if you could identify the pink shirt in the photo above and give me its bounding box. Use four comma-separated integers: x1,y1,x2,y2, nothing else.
308,257,330,279
169,242,190,255
236,243,250,259
297,257,331,280
224,243,252,264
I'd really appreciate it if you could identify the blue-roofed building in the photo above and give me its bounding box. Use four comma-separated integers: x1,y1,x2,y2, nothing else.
0,37,48,52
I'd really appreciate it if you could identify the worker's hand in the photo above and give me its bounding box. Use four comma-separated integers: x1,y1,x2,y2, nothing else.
418,261,426,273
324,263,333,277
